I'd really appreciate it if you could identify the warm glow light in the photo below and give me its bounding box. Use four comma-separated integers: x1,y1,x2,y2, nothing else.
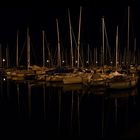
110,61,113,64
2,58,5,62
86,61,89,64
96,61,98,64
75,60,78,63
3,78,6,81
62,60,65,63
46,60,50,63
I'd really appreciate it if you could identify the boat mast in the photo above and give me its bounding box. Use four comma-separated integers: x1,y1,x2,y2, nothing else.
115,26,119,71
126,6,130,67
77,6,82,68
68,8,74,68
56,19,61,67
27,28,30,70
0,44,2,67
133,38,136,65
42,30,45,67
16,30,19,67
101,16,105,70
6,44,9,68
87,44,90,65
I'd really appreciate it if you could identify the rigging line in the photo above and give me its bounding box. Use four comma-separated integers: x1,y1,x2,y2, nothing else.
104,22,111,60
44,32,53,67
71,26,83,67
19,40,26,65
52,46,57,66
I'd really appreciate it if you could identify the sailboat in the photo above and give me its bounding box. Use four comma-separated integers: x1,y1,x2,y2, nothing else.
6,30,25,80
107,72,138,90
46,18,66,82
106,24,138,90
23,28,36,80
82,16,108,87
63,6,84,84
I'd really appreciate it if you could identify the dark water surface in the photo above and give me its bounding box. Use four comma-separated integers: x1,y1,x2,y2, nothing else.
0,78,140,138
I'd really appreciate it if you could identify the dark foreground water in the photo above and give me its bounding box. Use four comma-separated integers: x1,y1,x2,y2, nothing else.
1,77,140,138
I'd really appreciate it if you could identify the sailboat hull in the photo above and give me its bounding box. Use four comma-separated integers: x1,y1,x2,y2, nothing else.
107,77,138,90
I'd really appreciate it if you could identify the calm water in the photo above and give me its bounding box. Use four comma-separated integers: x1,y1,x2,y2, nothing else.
0,77,140,138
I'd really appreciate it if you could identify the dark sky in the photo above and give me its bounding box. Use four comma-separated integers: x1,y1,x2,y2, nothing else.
0,1,138,34
0,0,139,56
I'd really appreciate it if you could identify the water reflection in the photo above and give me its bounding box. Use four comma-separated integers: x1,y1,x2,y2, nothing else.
28,82,31,119
43,84,46,120
0,79,139,138
104,88,138,138
58,88,61,135
17,83,20,113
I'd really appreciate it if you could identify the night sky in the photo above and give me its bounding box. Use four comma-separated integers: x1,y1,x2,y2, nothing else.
0,0,139,65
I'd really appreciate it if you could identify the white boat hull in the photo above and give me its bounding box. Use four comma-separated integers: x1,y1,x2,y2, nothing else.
63,75,83,84
107,77,137,90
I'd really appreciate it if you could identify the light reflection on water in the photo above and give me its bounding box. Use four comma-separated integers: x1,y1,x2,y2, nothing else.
0,78,140,138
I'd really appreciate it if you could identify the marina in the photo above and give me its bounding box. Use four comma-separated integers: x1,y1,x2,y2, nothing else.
0,1,140,138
